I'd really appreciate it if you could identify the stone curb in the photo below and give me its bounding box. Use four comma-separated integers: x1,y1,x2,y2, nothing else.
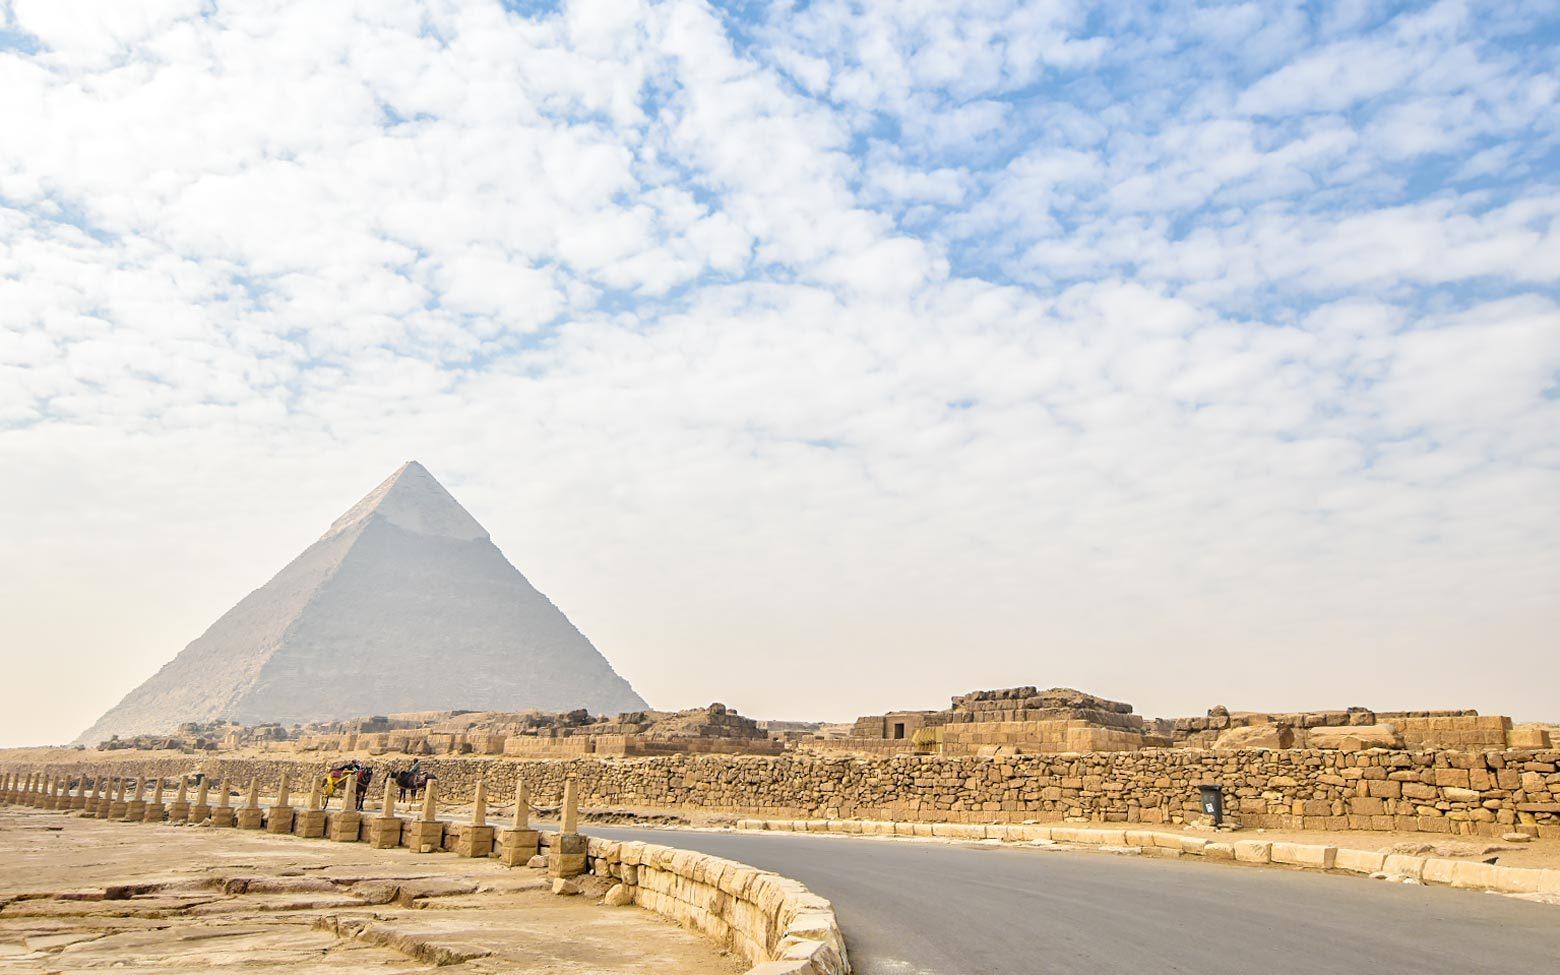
581,835,849,975
734,817,1560,903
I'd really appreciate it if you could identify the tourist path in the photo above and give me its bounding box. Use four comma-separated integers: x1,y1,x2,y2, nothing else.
589,825,1559,975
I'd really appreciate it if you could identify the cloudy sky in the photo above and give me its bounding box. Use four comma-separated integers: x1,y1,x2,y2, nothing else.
1,0,1557,747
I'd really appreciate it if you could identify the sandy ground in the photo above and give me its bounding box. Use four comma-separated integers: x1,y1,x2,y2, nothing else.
0,806,742,975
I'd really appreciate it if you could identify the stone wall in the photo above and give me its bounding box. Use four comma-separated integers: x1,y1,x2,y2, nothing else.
10,744,1559,838
579,836,848,975
1380,713,1512,750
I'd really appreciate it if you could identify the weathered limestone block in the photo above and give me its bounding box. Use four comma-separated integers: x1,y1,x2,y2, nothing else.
367,776,403,848
293,808,325,837
1213,724,1295,750
327,809,362,842
266,773,295,834
210,779,236,827
123,778,147,822
1308,725,1403,751
1269,842,1336,869
450,823,494,857
1233,840,1272,863
1381,854,1425,880
236,781,264,829
1510,727,1552,749
367,815,404,848
166,778,190,824
1334,848,1386,873
404,778,445,852
549,831,588,878
499,827,540,866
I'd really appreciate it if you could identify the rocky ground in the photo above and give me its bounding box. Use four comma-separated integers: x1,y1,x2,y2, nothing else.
0,806,742,975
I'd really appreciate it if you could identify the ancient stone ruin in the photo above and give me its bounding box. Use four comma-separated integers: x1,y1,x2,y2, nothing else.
810,685,1535,758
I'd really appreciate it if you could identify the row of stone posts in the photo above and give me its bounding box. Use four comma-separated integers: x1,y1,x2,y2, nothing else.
1,768,577,875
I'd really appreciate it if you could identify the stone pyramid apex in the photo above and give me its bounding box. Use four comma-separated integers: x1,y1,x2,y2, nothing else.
319,460,488,544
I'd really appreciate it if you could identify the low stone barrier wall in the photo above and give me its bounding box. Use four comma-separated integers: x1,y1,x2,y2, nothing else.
9,743,1559,838
732,817,1560,902
569,834,847,974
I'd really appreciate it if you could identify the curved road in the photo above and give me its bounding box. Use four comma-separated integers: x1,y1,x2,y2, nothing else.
591,826,1558,975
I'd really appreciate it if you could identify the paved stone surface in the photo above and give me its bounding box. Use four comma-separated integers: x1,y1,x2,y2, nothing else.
0,808,740,975
591,826,1560,975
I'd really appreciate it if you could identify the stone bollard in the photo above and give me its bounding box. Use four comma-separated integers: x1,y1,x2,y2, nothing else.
99,777,119,819
76,774,96,813
548,778,586,880
236,780,264,830
294,773,326,839
189,777,212,824
168,777,190,824
328,773,362,842
70,774,89,811
1,772,11,804
404,779,445,853
123,777,147,822
143,777,167,823
453,778,495,858
266,773,295,834
366,777,403,849
41,774,57,810
498,777,539,866
107,777,128,819
211,779,236,828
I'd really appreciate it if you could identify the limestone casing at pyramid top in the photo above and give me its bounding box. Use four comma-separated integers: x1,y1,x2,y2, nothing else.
318,460,489,544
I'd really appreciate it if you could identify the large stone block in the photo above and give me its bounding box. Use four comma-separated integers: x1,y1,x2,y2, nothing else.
1308,725,1403,751
403,819,445,853
266,807,295,834
451,824,494,858
1334,848,1385,874
327,810,361,842
293,809,326,838
498,827,540,866
366,816,403,848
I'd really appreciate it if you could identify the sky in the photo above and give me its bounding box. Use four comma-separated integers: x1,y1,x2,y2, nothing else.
1,0,1557,748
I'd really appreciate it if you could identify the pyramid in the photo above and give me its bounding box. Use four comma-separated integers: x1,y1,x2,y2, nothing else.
76,462,648,743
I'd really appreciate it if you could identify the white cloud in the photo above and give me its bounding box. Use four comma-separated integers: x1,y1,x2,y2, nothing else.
0,0,1557,747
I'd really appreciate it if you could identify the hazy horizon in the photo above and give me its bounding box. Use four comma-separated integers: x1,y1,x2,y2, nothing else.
2,1,1557,748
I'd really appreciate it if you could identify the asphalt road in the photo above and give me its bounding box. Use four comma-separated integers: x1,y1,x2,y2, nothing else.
589,826,1559,975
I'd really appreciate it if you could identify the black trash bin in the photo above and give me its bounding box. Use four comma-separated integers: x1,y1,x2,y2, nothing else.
1198,783,1224,825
